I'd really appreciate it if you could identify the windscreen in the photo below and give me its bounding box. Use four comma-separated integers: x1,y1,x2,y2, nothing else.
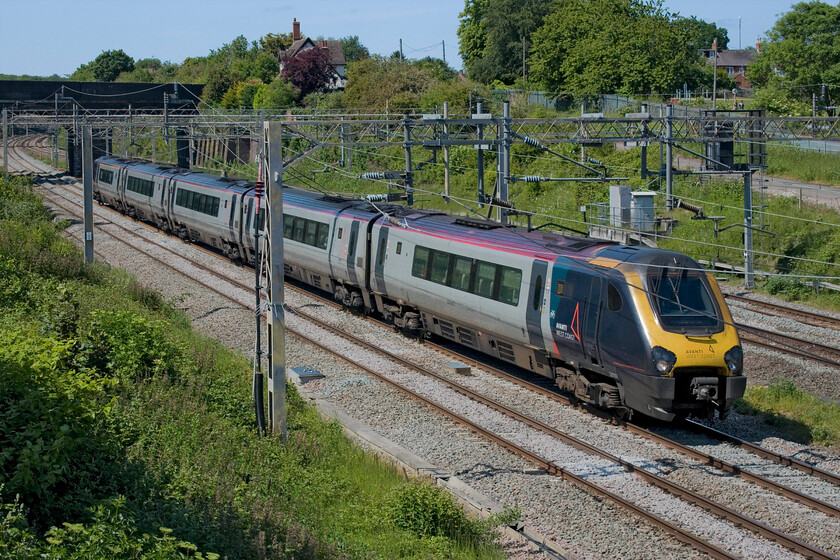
643,265,722,334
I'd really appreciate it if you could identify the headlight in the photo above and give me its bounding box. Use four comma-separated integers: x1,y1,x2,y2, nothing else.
651,346,677,375
724,346,743,375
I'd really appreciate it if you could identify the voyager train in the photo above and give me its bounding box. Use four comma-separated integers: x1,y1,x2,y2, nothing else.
93,155,745,421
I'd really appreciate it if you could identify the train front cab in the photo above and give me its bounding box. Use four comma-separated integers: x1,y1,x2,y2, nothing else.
618,259,745,421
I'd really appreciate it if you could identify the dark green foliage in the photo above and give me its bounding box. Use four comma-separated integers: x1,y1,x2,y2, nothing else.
458,0,553,84
748,2,840,108
88,49,135,82
340,36,370,63
530,0,714,95
0,327,121,528
253,77,299,109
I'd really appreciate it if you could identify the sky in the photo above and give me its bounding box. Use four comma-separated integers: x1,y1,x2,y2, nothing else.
0,0,801,78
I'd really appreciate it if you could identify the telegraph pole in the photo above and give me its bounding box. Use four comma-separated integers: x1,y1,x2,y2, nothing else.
475,102,485,207
743,171,755,288
443,102,450,197
403,114,414,205
499,101,511,224
265,121,287,441
665,104,674,211
82,125,94,264
2,108,7,180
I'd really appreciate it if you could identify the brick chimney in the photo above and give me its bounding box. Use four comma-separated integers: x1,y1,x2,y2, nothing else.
293,18,300,41
756,38,761,53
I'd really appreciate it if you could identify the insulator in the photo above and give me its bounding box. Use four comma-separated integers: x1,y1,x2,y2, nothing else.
521,135,544,149
254,180,264,197
491,198,515,209
387,215,405,227
522,175,542,183
676,199,704,215
586,157,603,166
360,172,384,180
364,194,390,202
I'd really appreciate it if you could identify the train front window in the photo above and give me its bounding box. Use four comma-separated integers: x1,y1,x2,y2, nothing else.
645,267,721,333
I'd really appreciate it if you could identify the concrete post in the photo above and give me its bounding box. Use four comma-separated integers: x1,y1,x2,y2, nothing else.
443,102,450,197
476,102,484,207
265,120,287,440
82,125,94,264
744,171,755,288
500,101,511,224
665,104,674,211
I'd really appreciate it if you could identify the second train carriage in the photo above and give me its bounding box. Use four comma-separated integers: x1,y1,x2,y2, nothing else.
93,156,745,421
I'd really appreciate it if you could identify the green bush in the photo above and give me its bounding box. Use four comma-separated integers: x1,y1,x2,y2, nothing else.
386,480,472,541
77,310,186,380
0,328,120,528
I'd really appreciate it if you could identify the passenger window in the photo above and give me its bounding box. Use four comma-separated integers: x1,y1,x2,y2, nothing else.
474,262,496,298
304,220,318,246
430,251,450,285
451,256,473,292
316,223,329,249
608,283,622,311
412,246,430,278
293,217,305,242
555,280,565,296
499,267,521,305
337,227,343,239
533,275,543,311
348,232,357,258
283,215,294,238
377,237,387,266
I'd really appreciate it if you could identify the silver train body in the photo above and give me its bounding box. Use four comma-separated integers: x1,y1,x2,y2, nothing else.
94,156,746,421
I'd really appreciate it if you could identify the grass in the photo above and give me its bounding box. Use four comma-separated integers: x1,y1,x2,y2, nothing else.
767,145,840,186
0,175,512,559
735,379,840,447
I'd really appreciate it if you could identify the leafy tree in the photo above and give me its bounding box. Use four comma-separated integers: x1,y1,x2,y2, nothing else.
340,35,370,62
116,58,179,83
69,63,95,82
203,65,236,104
530,0,712,96
678,16,729,50
344,57,440,108
414,57,457,81
747,1,840,109
458,0,554,84
280,47,336,98
222,78,265,109
252,77,298,109
251,51,280,83
89,49,135,82
259,32,294,56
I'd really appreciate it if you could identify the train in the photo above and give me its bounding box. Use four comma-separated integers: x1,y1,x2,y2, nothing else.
93,155,746,421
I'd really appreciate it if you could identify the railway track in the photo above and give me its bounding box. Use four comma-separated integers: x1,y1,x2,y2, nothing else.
31,172,840,560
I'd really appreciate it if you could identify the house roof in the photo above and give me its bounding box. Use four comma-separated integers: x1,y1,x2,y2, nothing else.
712,49,756,67
280,38,346,68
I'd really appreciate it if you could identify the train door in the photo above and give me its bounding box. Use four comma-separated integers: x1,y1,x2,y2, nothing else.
371,225,389,294
582,277,602,362
526,260,548,349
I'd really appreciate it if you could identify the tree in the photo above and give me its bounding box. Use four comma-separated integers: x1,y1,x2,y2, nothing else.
457,0,554,84
340,36,370,63
89,49,134,82
252,77,298,109
747,1,840,109
260,32,294,56
678,16,729,50
530,0,712,96
344,57,440,108
252,51,280,83
280,47,336,98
